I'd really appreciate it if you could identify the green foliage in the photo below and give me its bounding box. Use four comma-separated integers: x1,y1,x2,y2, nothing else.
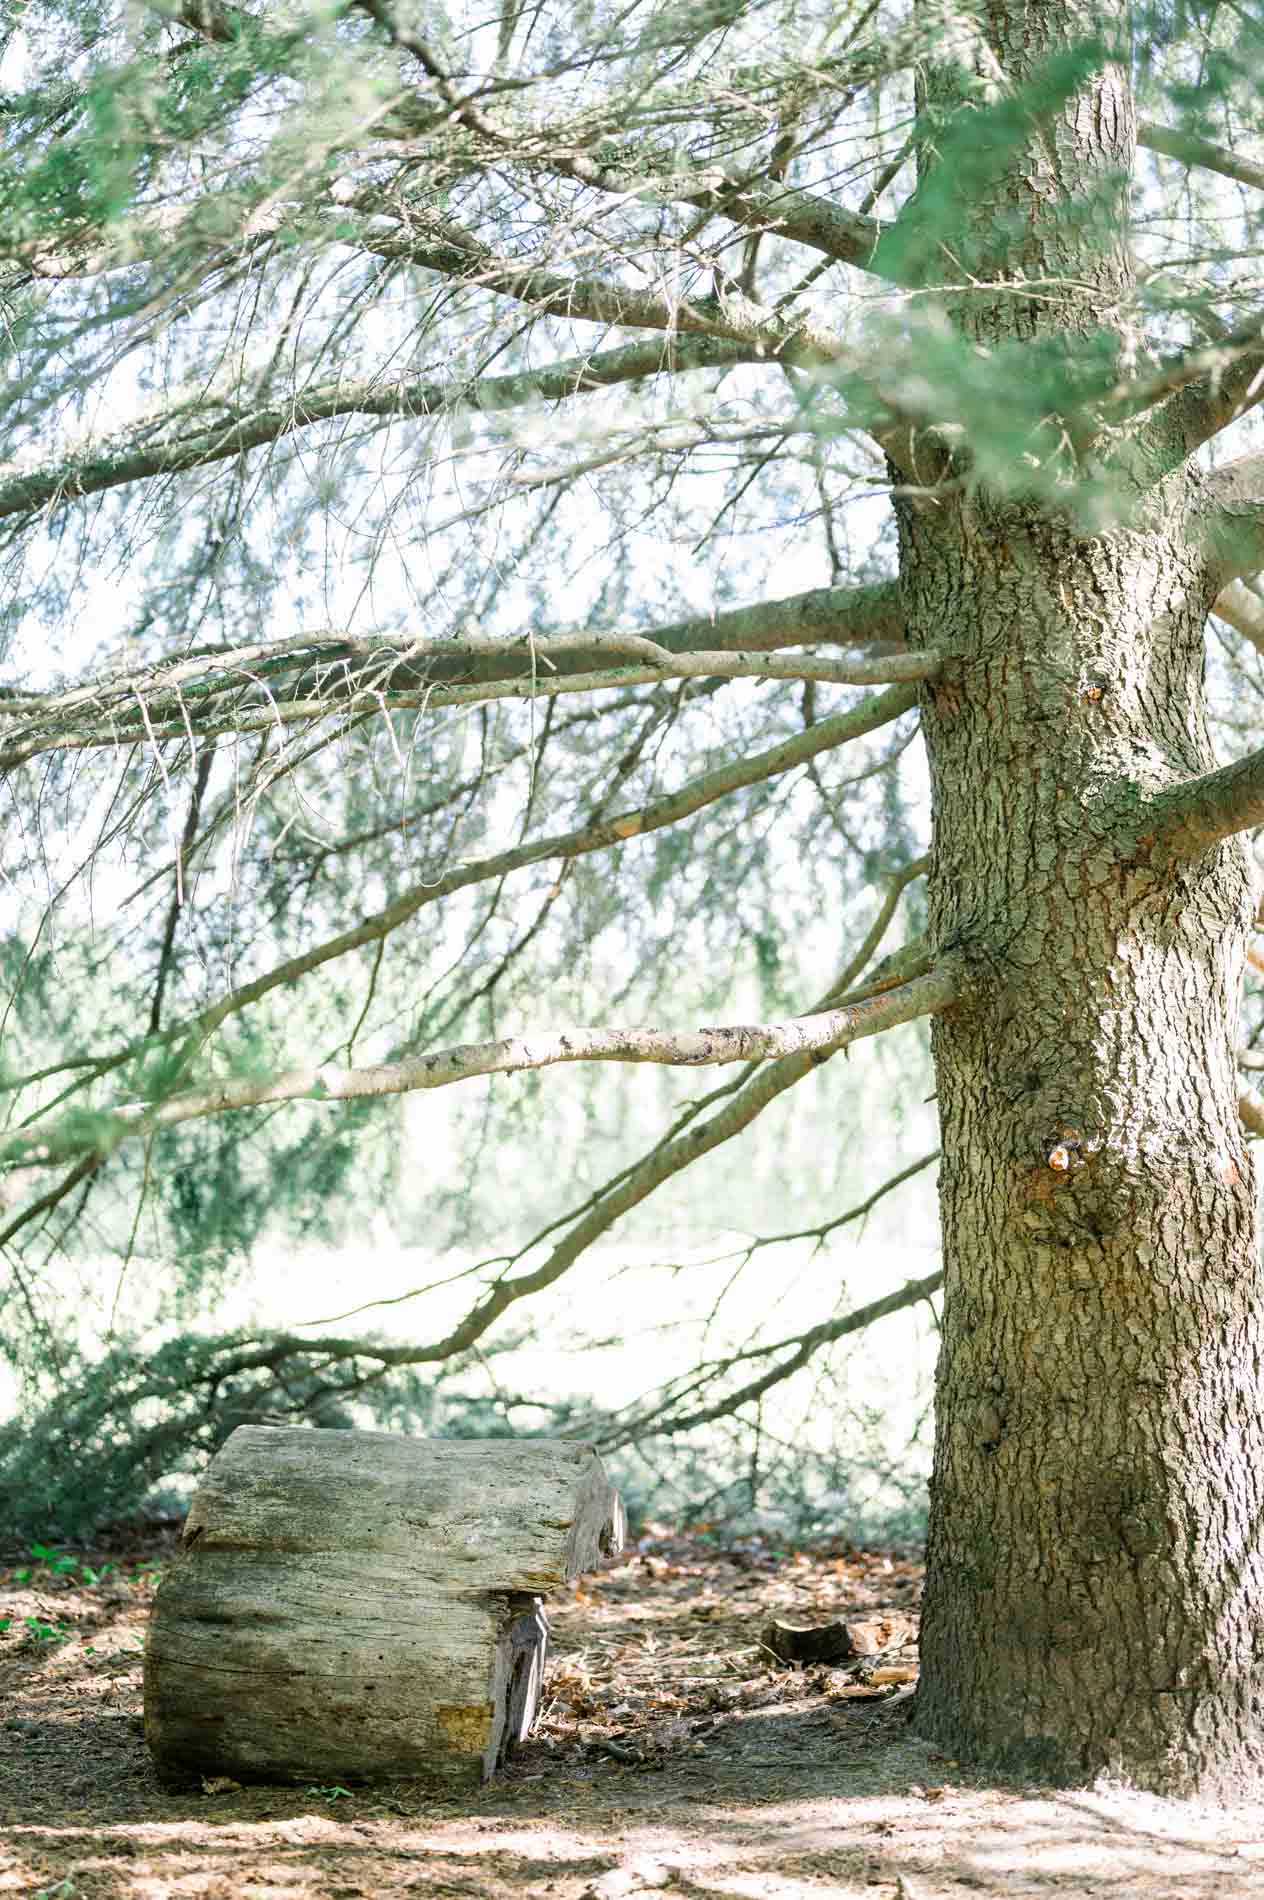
871,41,1114,291
0,0,1259,1552
18,1616,74,1645
0,1323,551,1538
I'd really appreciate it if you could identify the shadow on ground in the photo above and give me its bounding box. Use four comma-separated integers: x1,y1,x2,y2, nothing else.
3,1527,1263,1897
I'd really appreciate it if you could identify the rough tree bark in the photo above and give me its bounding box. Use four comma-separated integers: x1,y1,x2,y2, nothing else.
904,0,1264,1796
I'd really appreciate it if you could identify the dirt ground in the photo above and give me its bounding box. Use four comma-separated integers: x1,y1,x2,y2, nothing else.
4,1521,1264,1899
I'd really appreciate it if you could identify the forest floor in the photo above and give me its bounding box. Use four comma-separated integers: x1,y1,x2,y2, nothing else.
3,1521,1264,1898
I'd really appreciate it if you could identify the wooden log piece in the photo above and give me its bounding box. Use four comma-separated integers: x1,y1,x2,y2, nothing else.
761,1617,859,1666
760,1611,917,1666
143,1426,624,1789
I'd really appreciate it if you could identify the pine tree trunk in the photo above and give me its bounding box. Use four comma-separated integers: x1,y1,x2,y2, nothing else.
901,0,1264,1798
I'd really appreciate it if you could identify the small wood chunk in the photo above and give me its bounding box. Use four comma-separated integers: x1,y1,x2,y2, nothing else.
144,1426,623,1790
869,1663,919,1685
761,1618,858,1665
761,1612,917,1667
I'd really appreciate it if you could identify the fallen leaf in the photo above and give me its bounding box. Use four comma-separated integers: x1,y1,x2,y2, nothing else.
845,1615,917,1656
200,1775,242,1795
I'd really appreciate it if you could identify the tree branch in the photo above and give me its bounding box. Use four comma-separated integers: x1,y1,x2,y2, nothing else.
1198,452,1264,589
1212,578,1264,655
1131,732,1264,857
149,743,214,1033
0,681,920,1109
1121,325,1264,478
158,0,898,285
0,965,961,1170
0,579,907,715
1138,120,1264,196
0,636,938,772
601,1266,944,1447
285,852,932,1346
0,1153,101,1253
0,335,760,527
721,1147,941,1260
351,0,891,274
7,857,930,1434
63,573,1254,724
202,967,948,1374
340,200,854,357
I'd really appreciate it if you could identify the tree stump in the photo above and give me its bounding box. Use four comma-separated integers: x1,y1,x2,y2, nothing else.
143,1426,624,1789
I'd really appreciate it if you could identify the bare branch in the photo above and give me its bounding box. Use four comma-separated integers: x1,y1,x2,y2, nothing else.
345,202,855,357
0,578,906,714
1138,120,1264,196
1122,325,1264,478
602,1265,944,1447
4,865,932,1442
724,1147,940,1259
217,964,948,1373
1,681,919,1108
355,0,892,273
1130,728,1264,857
833,932,930,1006
1198,452,1264,589
293,856,934,1360
0,631,939,771
0,570,908,714
1213,579,1264,654
818,856,929,1006
1,965,962,1170
0,335,760,527
0,1154,101,1252
150,744,214,1033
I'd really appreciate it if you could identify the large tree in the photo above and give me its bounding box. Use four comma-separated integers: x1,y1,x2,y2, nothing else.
5,0,1264,1797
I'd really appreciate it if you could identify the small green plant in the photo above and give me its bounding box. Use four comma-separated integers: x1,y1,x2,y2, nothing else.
305,1784,353,1801
30,1542,79,1576
9,1546,119,1587
24,1617,73,1645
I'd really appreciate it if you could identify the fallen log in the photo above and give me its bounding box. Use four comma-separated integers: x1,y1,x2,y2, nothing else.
143,1426,624,1789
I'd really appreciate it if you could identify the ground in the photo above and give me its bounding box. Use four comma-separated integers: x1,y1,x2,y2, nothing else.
3,1521,1264,1897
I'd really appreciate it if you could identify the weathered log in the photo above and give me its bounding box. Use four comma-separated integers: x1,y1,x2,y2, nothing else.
143,1426,624,1789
